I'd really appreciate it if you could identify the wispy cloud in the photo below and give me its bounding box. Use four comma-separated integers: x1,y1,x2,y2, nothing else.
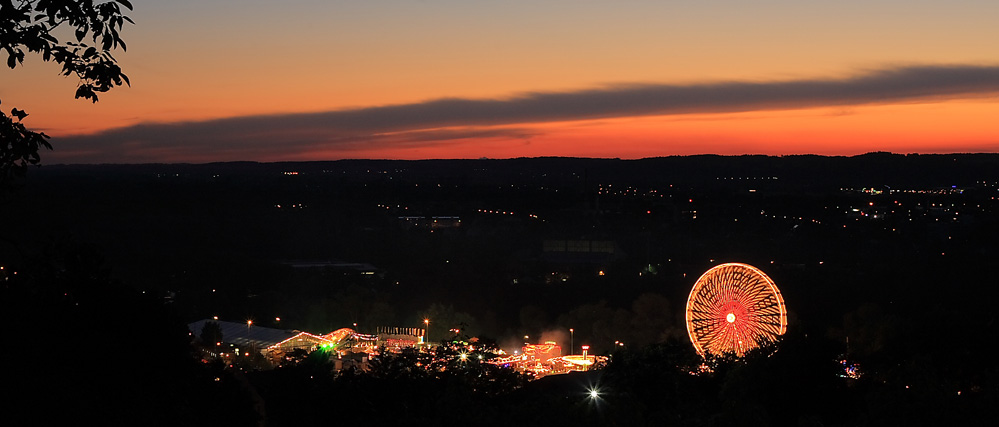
52,64,999,163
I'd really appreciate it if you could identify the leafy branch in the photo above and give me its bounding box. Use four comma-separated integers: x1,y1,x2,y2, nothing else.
1,0,134,102
0,99,50,188
1,1,132,189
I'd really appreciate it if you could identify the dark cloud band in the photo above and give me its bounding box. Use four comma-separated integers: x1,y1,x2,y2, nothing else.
53,64,999,163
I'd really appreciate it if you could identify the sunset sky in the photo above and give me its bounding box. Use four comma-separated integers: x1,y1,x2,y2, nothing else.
5,0,999,163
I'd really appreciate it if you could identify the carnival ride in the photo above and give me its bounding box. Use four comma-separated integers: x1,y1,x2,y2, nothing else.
685,263,787,356
268,327,378,354
487,342,606,377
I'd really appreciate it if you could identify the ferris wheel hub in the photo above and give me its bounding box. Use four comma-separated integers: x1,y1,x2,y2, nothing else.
726,313,736,323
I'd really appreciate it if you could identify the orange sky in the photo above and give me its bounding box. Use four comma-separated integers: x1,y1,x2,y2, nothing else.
292,101,999,161
4,1,999,163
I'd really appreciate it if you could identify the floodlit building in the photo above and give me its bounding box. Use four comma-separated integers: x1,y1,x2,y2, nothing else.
375,326,427,351
189,319,301,350
189,320,422,369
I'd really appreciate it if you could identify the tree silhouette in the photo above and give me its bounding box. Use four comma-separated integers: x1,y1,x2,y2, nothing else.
1,237,260,425
199,320,223,347
0,100,49,187
1,0,133,187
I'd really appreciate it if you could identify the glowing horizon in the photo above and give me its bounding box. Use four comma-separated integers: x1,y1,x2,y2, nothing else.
5,1,999,163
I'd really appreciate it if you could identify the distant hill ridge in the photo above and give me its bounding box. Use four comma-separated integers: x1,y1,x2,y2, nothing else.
38,152,999,188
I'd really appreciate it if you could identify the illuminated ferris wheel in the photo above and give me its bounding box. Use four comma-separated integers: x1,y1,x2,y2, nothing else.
685,263,787,357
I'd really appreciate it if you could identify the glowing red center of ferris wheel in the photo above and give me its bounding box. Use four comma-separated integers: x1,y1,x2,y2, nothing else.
726,313,736,323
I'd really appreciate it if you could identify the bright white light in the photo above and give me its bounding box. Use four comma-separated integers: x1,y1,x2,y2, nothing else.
726,313,736,323
588,388,600,399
